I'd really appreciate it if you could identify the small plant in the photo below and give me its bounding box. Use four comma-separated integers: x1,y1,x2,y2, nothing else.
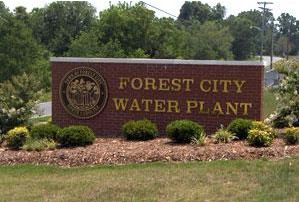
166,120,205,143
247,129,273,147
0,134,5,144
6,127,29,149
247,121,275,147
252,121,277,138
122,119,158,141
191,131,207,146
284,127,299,145
30,123,61,141
47,117,52,124
57,125,96,147
227,118,253,139
212,125,237,143
22,137,56,151
272,116,290,128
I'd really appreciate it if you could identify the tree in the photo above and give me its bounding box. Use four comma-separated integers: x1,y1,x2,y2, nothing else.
275,36,294,57
238,10,263,28
97,2,156,56
0,73,43,133
67,30,102,57
29,1,96,56
187,21,233,60
277,13,298,55
0,14,44,82
14,6,30,25
178,1,225,23
277,13,297,35
68,2,185,59
211,3,226,22
147,18,190,59
227,17,257,60
234,9,276,56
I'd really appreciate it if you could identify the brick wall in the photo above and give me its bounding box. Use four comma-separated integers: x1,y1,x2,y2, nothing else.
52,58,264,136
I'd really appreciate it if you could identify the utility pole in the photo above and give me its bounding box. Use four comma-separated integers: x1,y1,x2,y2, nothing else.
257,1,273,62
270,17,275,69
286,25,291,60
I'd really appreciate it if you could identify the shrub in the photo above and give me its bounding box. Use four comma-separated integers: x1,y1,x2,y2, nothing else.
252,121,277,138
47,117,52,124
272,116,290,128
247,121,275,147
191,131,207,146
273,59,299,127
122,119,158,141
22,137,56,151
57,125,96,147
0,73,43,134
284,127,299,145
227,118,253,139
0,134,5,144
30,124,61,141
247,129,273,147
212,126,237,143
6,127,29,149
166,120,205,143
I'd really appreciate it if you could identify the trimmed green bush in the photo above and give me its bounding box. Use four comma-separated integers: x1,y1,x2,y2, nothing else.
122,119,158,141
6,127,29,149
247,121,275,147
247,129,273,147
284,127,299,145
212,126,237,143
227,118,253,139
166,120,205,143
22,137,56,151
57,125,96,147
252,121,277,137
30,124,61,141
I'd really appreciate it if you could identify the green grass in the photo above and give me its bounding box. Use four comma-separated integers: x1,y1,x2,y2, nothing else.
0,158,298,201
29,116,51,125
263,88,279,119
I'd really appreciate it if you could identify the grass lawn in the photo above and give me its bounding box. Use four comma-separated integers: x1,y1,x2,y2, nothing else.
28,115,51,125
0,158,298,201
263,88,279,119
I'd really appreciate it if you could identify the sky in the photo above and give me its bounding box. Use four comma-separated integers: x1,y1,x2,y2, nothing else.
3,0,299,20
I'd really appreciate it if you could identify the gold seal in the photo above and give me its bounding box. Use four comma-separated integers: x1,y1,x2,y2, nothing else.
59,67,108,119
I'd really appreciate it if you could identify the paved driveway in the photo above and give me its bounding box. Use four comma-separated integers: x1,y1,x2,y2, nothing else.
35,101,52,117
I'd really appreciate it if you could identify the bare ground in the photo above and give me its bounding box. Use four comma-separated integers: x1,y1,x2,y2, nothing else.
0,138,298,167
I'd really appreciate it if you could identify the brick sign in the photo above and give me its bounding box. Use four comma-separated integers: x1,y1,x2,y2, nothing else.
51,58,264,135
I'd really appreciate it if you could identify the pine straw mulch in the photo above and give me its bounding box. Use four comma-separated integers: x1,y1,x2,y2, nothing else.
0,138,298,167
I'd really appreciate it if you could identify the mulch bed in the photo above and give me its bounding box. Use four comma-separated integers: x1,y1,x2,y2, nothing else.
0,138,298,167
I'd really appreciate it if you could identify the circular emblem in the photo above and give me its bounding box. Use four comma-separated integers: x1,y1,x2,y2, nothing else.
59,67,108,119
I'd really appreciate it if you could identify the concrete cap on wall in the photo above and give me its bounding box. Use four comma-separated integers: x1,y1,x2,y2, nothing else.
50,57,265,66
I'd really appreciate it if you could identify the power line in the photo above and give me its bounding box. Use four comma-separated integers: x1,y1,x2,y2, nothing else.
140,1,178,19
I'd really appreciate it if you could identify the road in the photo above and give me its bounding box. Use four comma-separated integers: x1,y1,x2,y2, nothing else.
262,56,282,67
34,101,52,117
262,56,283,87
